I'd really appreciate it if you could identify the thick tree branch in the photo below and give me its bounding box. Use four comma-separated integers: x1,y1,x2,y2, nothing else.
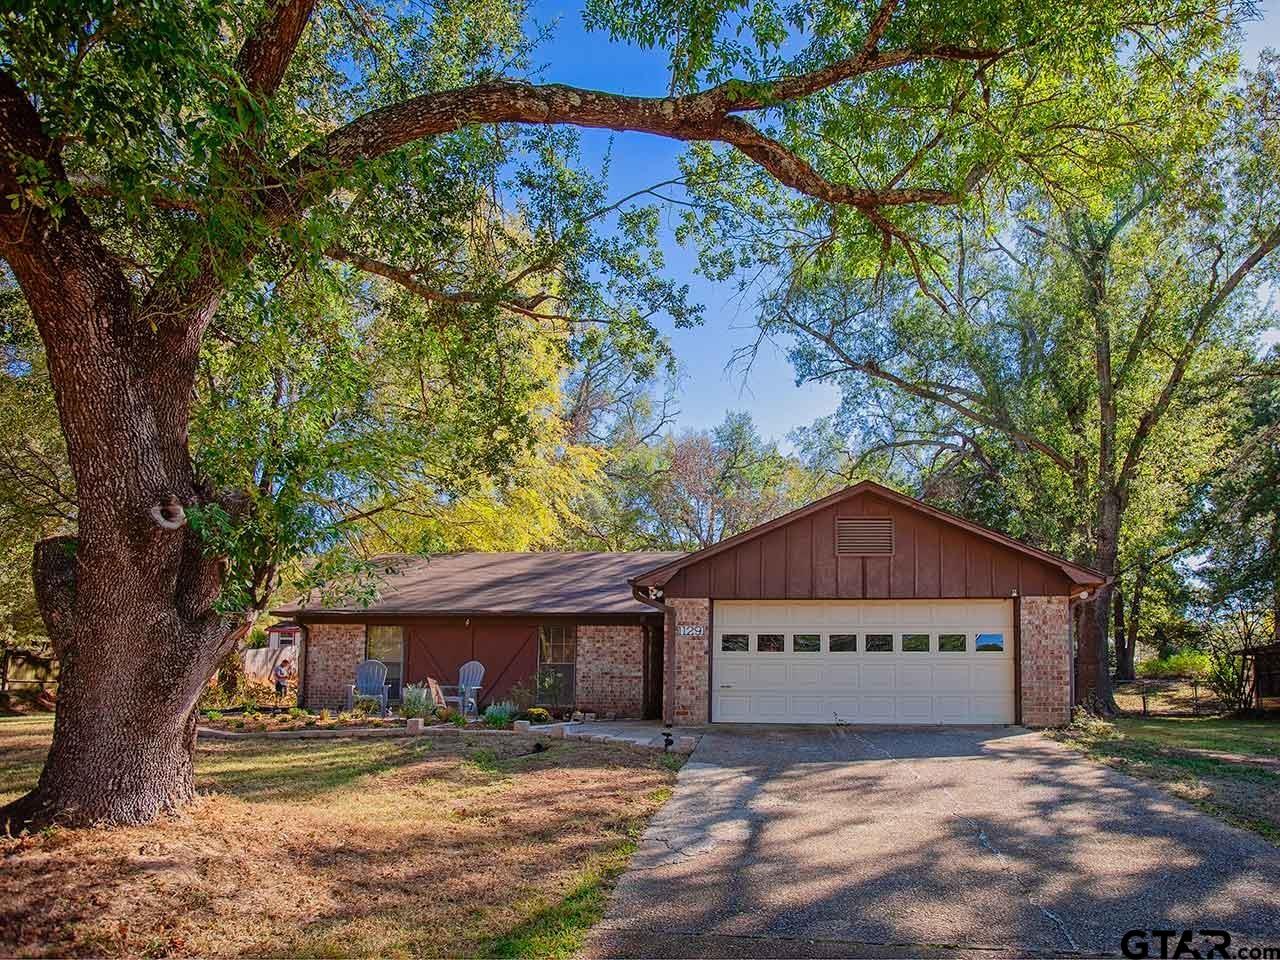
1118,221,1280,488
294,40,999,214
786,312,1075,472
325,245,563,321
234,0,318,101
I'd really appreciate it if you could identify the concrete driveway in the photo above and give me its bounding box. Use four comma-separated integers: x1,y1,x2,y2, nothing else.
588,726,1280,958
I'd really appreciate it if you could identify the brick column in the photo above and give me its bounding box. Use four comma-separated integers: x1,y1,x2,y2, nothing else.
667,598,710,726
302,622,366,711
1019,596,1072,727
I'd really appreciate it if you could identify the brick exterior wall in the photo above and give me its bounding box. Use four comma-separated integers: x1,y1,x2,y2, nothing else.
1019,595,1072,727
574,623,646,718
302,622,366,711
668,598,710,725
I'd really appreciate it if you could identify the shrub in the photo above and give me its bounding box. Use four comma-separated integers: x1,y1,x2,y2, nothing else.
400,683,436,719
287,706,307,718
318,708,331,722
521,707,552,725
484,701,516,728
1136,650,1211,680
451,712,468,727
534,668,568,707
352,695,382,717
202,709,223,722
434,706,459,723
507,678,537,712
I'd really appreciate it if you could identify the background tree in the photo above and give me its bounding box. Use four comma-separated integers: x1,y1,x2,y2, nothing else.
0,295,71,688
572,410,830,550
750,54,1279,709
0,0,1239,825
1194,346,1280,644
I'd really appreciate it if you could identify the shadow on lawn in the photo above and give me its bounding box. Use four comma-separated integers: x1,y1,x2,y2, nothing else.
0,724,674,959
195,733,645,803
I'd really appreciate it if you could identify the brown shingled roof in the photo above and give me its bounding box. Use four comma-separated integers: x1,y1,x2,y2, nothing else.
272,551,687,619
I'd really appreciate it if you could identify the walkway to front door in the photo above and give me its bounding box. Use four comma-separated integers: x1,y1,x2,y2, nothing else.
588,725,1280,958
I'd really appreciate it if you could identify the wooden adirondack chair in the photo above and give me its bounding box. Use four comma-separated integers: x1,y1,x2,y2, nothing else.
346,659,391,715
428,660,485,717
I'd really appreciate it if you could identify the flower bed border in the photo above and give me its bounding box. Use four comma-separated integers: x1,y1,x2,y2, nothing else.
196,720,700,752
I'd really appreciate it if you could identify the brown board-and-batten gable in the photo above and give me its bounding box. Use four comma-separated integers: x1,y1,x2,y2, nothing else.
632,481,1104,601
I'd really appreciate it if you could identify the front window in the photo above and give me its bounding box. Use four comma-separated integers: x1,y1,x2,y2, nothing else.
366,625,404,699
539,625,577,707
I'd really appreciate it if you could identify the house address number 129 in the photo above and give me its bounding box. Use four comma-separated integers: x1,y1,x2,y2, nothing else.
677,625,705,637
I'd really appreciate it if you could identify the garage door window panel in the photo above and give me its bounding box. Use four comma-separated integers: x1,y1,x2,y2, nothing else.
939,633,967,653
756,633,784,653
793,634,820,653
976,632,1005,652
721,634,748,653
902,633,930,653
865,633,893,652
829,634,857,652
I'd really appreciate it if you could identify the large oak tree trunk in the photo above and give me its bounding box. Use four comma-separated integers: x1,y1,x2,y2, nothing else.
0,240,242,828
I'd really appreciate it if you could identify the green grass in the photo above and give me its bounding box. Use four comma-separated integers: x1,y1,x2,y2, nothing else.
1112,716,1280,758
0,714,54,805
1057,715,1280,843
484,842,636,959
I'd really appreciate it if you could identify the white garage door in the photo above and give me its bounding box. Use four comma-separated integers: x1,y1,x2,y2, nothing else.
712,600,1015,724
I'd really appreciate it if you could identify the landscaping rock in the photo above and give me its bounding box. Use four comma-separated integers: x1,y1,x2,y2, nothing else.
513,720,531,733
406,718,425,734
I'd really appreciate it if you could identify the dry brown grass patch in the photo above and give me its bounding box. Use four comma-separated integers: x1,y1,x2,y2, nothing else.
0,719,676,958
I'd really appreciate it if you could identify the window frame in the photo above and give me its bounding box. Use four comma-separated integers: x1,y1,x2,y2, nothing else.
901,633,931,653
538,624,578,706
864,633,893,653
720,633,749,653
366,624,404,700
975,632,1006,653
755,633,785,653
792,633,820,653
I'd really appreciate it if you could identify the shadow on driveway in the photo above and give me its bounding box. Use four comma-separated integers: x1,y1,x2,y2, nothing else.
587,725,1280,958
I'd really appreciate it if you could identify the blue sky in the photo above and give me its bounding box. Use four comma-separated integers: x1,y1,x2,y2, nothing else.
529,1,1280,443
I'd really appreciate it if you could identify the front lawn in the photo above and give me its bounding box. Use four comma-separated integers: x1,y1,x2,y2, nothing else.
1056,715,1280,843
0,715,678,958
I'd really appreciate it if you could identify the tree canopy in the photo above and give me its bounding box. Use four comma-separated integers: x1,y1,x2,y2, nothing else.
0,0,1262,826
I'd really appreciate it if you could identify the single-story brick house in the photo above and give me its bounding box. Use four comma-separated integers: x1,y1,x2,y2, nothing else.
274,481,1105,727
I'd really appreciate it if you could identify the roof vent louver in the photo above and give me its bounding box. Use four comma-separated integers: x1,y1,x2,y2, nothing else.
836,517,895,556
